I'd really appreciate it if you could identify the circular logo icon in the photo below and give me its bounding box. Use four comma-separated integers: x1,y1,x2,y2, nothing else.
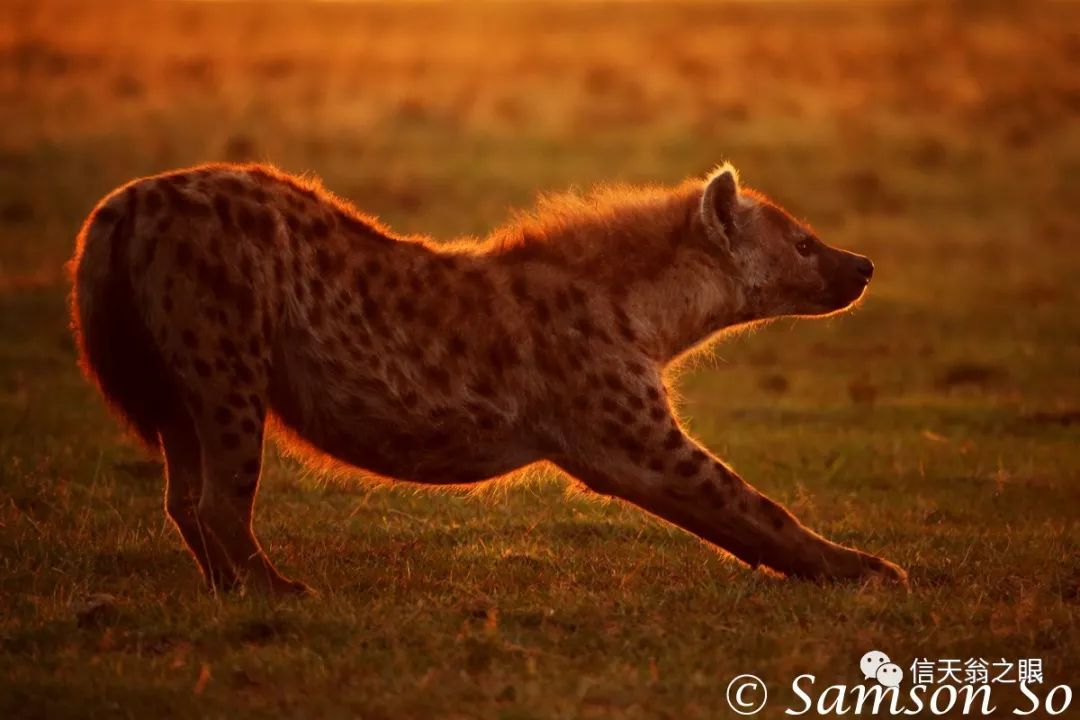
726,674,768,716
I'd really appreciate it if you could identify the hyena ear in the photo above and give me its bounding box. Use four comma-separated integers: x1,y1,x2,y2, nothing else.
700,164,740,250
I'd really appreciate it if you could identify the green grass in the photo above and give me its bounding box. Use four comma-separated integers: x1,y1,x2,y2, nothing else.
1,1,1078,717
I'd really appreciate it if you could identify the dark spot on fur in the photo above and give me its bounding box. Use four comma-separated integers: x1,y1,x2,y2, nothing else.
510,276,529,301
424,364,451,392
418,306,439,329
673,460,697,477
575,316,595,337
175,240,193,268
532,297,552,323
260,311,273,344
702,483,725,508
234,362,255,384
235,285,256,323
273,255,286,286
488,339,520,374
214,195,234,232
237,252,253,279
554,289,571,313
383,267,400,292
144,188,163,215
663,428,683,450
214,406,234,425
193,358,212,377
758,496,789,531
309,276,326,303
255,208,275,244
309,304,324,328
94,206,119,223
619,434,644,457
236,203,255,235
315,246,335,276
220,177,244,194
397,297,416,321
602,372,624,392
473,379,496,398
353,268,369,298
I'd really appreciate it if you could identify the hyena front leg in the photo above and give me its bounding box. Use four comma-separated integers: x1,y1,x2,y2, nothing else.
559,411,906,583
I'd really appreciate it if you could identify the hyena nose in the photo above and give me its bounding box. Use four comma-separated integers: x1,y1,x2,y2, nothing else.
855,257,874,282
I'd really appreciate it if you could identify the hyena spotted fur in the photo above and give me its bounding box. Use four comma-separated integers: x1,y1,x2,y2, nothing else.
70,162,907,595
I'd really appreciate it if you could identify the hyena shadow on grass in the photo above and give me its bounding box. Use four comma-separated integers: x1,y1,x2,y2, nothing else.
69,161,906,595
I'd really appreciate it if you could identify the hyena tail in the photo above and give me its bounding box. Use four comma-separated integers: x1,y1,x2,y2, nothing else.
69,186,178,451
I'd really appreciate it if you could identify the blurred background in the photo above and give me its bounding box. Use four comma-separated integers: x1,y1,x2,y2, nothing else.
1,1,1077,718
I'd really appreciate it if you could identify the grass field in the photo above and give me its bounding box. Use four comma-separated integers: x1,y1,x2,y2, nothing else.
1,0,1078,717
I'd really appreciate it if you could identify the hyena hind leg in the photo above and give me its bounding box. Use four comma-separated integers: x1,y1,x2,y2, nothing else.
193,402,312,596
159,404,239,593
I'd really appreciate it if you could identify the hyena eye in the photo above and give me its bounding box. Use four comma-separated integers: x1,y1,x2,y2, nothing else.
795,238,814,257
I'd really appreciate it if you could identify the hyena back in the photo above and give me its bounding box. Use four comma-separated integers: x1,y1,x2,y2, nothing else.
70,162,906,594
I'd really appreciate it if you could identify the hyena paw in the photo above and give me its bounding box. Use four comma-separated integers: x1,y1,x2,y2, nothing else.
260,575,317,598
242,567,317,597
857,553,908,587
279,578,317,597
205,569,241,595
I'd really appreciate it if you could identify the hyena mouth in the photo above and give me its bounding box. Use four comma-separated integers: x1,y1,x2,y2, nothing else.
822,277,870,312
825,255,874,310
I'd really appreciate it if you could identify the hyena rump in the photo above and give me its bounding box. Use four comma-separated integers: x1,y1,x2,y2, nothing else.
70,162,906,594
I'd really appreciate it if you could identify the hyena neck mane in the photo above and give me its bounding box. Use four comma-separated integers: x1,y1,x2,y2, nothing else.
485,180,755,361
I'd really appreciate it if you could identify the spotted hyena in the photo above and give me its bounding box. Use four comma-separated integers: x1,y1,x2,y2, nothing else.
69,162,907,595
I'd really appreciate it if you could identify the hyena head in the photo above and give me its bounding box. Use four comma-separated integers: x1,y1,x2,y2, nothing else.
698,165,874,318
